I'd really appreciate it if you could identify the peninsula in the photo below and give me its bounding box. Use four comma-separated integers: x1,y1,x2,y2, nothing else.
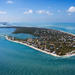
6,27,75,57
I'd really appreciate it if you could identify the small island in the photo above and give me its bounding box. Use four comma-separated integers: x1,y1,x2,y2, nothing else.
5,27,75,57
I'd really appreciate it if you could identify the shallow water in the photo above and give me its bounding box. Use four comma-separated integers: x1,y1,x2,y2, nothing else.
0,23,75,75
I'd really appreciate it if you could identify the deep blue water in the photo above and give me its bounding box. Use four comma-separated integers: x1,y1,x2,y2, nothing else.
0,23,75,75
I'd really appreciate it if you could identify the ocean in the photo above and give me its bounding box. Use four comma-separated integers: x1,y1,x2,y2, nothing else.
0,23,75,75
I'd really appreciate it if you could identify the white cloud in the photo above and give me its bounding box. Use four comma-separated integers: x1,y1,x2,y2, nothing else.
68,6,75,13
24,9,53,15
24,9,33,15
46,11,53,15
36,10,53,15
6,0,14,4
36,10,45,14
0,11,7,15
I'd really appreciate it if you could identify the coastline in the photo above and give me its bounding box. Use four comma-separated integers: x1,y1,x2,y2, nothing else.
5,36,75,58
60,30,75,36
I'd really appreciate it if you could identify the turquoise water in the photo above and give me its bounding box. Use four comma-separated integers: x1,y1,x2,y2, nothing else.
0,23,75,75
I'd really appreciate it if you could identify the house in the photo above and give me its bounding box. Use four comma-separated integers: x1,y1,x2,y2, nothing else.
27,38,32,42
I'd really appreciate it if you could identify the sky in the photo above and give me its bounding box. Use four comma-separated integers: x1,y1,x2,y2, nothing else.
0,0,75,23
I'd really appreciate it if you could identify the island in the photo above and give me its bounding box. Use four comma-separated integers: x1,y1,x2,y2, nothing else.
5,27,75,57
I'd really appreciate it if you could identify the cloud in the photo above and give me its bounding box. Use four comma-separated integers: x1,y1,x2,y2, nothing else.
46,11,53,15
36,10,45,14
24,9,53,15
68,6,75,13
36,10,53,15
24,9,33,15
6,0,14,4
0,11,7,15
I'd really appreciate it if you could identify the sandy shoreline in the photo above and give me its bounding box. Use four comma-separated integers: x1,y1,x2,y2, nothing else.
5,36,75,58
60,30,75,36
